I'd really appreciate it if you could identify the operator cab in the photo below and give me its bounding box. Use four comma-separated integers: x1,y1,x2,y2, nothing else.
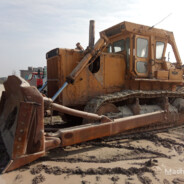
101,21,183,81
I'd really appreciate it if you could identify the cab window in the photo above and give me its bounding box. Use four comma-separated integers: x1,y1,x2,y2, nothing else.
165,43,176,62
113,39,125,53
156,41,165,59
107,44,112,53
137,38,148,58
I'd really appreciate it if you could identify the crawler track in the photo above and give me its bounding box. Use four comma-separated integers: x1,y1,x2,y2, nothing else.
84,90,184,134
85,90,184,113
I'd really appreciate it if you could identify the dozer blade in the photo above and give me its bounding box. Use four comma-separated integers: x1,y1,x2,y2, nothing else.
0,76,45,173
1,76,184,173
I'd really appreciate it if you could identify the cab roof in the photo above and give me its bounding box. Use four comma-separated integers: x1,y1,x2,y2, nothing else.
100,21,173,39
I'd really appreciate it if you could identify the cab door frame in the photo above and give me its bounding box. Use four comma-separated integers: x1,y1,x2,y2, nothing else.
134,35,149,77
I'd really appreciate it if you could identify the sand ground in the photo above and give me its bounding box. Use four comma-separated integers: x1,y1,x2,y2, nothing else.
1,126,184,184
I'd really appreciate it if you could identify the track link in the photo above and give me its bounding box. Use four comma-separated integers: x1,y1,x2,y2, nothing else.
84,90,184,113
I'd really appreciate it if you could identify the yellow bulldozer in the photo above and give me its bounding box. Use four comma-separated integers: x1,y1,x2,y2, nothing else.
1,20,184,173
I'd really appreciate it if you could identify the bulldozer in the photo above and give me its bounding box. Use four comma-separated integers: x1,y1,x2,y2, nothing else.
1,20,184,173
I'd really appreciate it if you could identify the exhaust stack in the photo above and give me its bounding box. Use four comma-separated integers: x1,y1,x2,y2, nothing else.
89,20,95,48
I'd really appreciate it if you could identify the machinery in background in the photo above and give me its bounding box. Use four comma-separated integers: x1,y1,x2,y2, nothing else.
20,66,47,89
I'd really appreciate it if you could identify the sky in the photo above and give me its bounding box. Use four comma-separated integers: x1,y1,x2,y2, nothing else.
0,0,184,77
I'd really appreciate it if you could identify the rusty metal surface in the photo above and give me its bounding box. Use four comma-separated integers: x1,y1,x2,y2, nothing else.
12,102,34,159
0,76,45,173
96,103,119,115
58,111,166,147
3,151,45,173
51,102,111,122
45,137,61,151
